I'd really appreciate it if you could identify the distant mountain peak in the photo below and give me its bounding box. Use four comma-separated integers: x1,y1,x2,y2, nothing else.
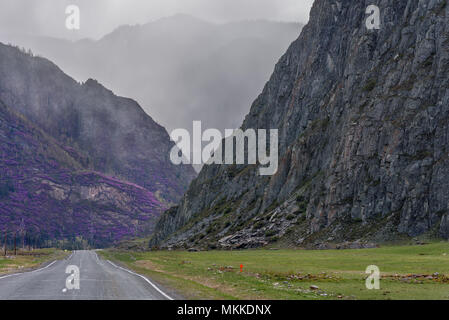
156,13,211,24
83,78,113,94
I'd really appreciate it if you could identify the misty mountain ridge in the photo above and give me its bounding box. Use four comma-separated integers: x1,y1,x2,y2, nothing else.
0,42,196,204
0,42,196,246
0,14,303,136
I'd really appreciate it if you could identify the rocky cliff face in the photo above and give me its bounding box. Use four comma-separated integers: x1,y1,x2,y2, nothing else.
0,100,163,247
0,43,196,204
151,0,449,249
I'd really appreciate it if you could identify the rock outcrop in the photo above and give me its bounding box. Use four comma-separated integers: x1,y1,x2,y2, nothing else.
151,0,449,249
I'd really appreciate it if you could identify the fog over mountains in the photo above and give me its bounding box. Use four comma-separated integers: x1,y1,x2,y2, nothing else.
0,15,303,135
0,11,304,247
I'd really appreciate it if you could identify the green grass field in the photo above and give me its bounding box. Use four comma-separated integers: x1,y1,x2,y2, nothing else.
101,242,449,300
0,249,67,276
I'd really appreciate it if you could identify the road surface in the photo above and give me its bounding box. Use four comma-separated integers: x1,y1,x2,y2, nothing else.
0,250,173,300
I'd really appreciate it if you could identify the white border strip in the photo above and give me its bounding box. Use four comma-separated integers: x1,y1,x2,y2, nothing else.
0,260,57,280
107,260,173,300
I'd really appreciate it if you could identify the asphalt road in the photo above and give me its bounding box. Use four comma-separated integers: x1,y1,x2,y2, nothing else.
0,250,173,300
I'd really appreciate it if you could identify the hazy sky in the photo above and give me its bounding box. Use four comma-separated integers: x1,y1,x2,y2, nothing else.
0,0,314,40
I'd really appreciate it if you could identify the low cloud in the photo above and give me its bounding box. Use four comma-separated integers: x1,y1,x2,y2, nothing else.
0,0,313,39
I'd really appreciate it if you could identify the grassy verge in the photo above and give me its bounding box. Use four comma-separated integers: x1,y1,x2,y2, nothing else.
0,248,69,275
100,242,449,300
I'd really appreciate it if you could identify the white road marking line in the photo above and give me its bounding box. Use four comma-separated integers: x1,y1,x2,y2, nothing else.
0,260,57,281
106,260,173,300
92,251,105,267
66,251,74,260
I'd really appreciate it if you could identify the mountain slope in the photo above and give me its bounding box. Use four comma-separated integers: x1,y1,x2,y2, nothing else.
0,43,196,204
0,16,303,133
0,99,163,247
151,0,449,249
